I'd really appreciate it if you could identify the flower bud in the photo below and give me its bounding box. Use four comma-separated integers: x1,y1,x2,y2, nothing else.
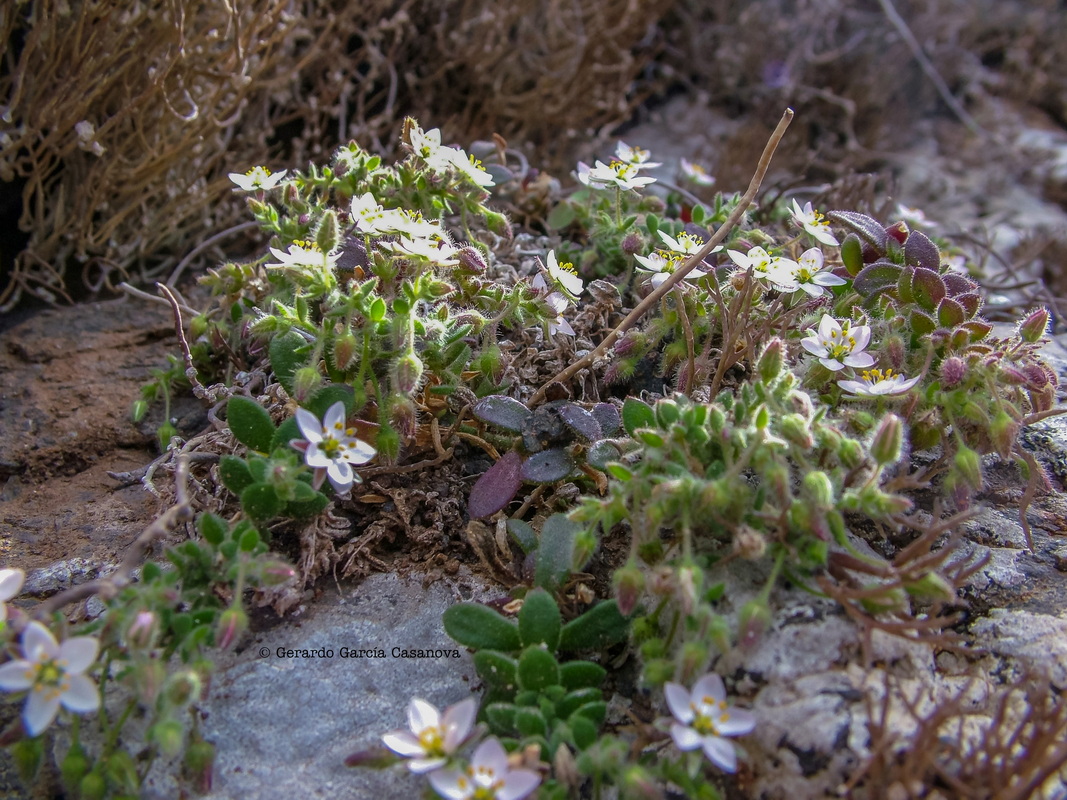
456,246,488,273
732,526,767,560
679,641,709,685
677,564,704,615
885,220,909,245
802,471,834,509
392,353,424,395
953,445,983,490
1019,307,1051,343
990,409,1019,459
184,738,216,793
738,597,772,651
642,658,674,688
870,414,903,466
126,610,158,650
292,366,322,402
613,563,645,616
648,566,674,597
839,438,865,469
333,331,358,371
779,413,813,450
484,210,511,236
259,559,297,586
622,765,664,800
572,529,597,572
757,338,784,383
78,770,107,800
885,335,906,370
904,573,956,603
216,606,248,650
164,670,203,709
940,356,966,389
60,742,90,793
621,231,645,256
189,314,209,339
150,719,186,758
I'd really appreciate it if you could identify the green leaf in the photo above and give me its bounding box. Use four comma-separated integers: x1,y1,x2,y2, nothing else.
227,397,276,452
238,527,261,552
520,448,575,483
853,260,902,300
485,702,518,736
571,701,607,727
585,441,620,471
444,603,522,651
518,589,562,650
269,330,310,396
506,519,538,554
557,687,603,718
691,204,706,225
473,650,518,693
517,646,560,691
270,417,301,453
621,397,654,436
285,492,330,519
514,708,548,738
569,714,598,750
197,513,227,546
554,661,606,691
307,384,355,419
839,232,864,276
910,267,947,312
240,482,283,522
827,210,888,250
219,455,254,495
559,600,629,651
535,514,582,592
472,395,531,432
546,203,576,231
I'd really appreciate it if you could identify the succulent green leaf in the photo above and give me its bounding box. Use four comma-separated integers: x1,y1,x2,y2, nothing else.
240,482,283,522
271,417,302,453
485,703,518,736
307,384,354,419
896,265,915,303
514,707,548,738
269,330,311,396
227,396,277,452
559,600,629,651
569,714,598,750
219,455,254,495
468,450,524,519
472,395,532,432
535,514,583,591
557,687,603,718
956,292,981,318
621,397,654,436
839,232,864,276
197,513,227,546
961,320,992,342
284,491,330,519
936,297,966,327
586,440,621,470
518,588,562,650
473,650,519,692
517,646,561,691
546,203,576,231
506,519,538,554
909,309,936,336
571,701,607,727
943,272,979,296
444,602,522,651
605,463,633,481
238,526,261,552
521,448,576,483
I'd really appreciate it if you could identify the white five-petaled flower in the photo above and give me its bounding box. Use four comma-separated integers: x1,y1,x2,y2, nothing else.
784,248,847,297
657,230,714,258
408,124,444,163
382,697,477,774
727,247,798,292
268,240,338,271
896,204,936,229
428,737,540,800
790,199,839,246
838,369,921,398
542,291,576,337
665,672,756,774
679,158,715,187
634,251,707,289
576,160,657,192
290,401,376,496
0,568,24,623
228,166,287,191
801,315,875,372
441,148,496,188
615,141,661,169
382,236,459,267
351,192,408,236
541,251,584,301
0,621,100,736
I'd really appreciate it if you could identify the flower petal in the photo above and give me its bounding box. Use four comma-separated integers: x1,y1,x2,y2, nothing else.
701,734,738,773
24,690,61,736
471,737,509,774
670,722,702,751
442,697,477,750
844,353,875,369
691,673,726,705
664,683,693,724
0,660,34,690
343,439,377,466
717,707,757,737
22,622,58,661
498,768,541,800
58,637,99,674
407,697,441,734
382,731,424,757
428,767,469,799
407,756,447,774
322,402,347,433
0,569,24,602
295,408,324,443
60,674,100,713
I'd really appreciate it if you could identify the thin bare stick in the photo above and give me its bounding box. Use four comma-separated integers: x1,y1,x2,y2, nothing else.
528,108,795,407
33,453,195,617
166,220,259,287
157,282,222,403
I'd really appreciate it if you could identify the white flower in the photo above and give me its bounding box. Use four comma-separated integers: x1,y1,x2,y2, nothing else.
801,315,875,372
542,251,584,301
634,251,707,289
382,235,459,267
409,124,444,163
428,737,540,800
576,160,656,192
268,240,339,272
290,401,376,495
543,291,576,337
727,247,798,292
665,672,756,774
351,193,408,236
657,230,715,258
615,141,661,169
382,697,477,773
0,568,24,623
897,204,936,229
679,158,715,187
441,148,496,188
838,368,921,397
228,166,287,191
0,622,100,736
790,199,839,246
784,248,847,297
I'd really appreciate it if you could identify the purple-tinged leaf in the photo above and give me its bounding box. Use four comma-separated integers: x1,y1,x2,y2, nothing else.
956,293,982,318
468,450,523,519
854,260,902,299
521,448,576,482
885,220,909,246
911,268,947,312
937,297,967,328
828,210,888,250
961,320,992,342
943,272,979,296
909,309,937,336
586,440,621,470
896,265,915,303
557,404,602,442
472,395,532,432
591,403,621,436
903,230,940,271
